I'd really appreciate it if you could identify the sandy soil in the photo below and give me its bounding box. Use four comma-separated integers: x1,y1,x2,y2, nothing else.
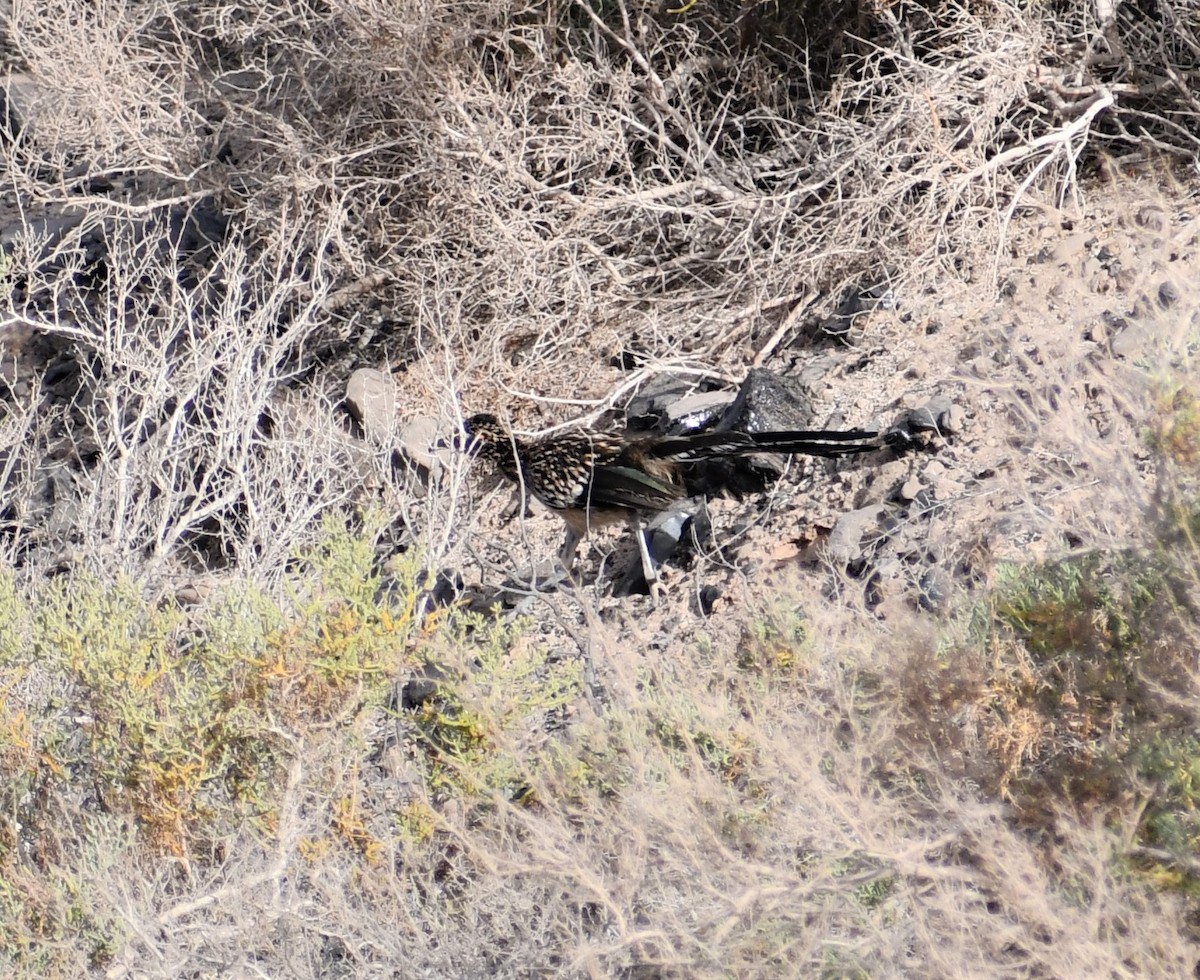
457,172,1199,663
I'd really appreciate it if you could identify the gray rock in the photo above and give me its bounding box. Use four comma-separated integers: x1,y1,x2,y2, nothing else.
1112,268,1138,293
900,405,937,432
397,663,454,710
671,368,828,494
0,208,87,252
1048,232,1093,264
717,367,815,436
624,374,711,423
45,465,80,540
613,498,710,597
646,505,697,564
665,391,736,433
795,354,840,388
813,277,900,338
866,558,906,608
345,368,397,444
0,72,52,143
918,568,952,612
922,394,954,425
175,577,219,606
910,488,942,517
943,404,966,434
1111,321,1151,359
1134,205,1166,232
886,394,961,445
932,476,963,501
397,415,451,478
825,505,884,563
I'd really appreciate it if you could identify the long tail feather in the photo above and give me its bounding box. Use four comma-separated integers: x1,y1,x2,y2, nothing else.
648,428,880,462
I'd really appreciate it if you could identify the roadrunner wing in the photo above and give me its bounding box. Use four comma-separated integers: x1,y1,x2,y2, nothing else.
583,463,685,513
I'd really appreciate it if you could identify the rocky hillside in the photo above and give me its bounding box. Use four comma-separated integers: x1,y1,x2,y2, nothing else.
0,1,1198,975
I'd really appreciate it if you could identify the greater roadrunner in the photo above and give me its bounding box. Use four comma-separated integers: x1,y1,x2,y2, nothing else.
463,412,882,587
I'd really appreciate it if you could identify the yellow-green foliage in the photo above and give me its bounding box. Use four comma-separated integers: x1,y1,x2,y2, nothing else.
33,573,213,847
0,514,584,968
405,607,582,803
980,512,1200,886
1148,381,1200,468
738,604,808,674
992,552,1155,670
1136,733,1200,881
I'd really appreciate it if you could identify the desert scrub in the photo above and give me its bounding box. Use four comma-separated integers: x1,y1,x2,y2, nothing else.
974,502,1199,883
736,602,810,675
0,516,585,968
1148,381,1200,469
1133,732,1200,892
888,368,1200,900
401,607,583,804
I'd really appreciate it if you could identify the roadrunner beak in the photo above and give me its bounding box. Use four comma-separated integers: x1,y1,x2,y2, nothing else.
443,427,470,453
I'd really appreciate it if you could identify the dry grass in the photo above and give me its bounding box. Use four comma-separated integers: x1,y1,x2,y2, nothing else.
1,0,1196,577
0,0,1199,976
2,519,1197,976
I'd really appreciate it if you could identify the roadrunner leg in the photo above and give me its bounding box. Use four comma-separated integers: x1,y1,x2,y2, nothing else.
634,519,658,587
559,513,658,593
558,524,582,574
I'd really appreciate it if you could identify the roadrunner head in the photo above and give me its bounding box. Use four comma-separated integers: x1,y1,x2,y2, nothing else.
462,413,518,468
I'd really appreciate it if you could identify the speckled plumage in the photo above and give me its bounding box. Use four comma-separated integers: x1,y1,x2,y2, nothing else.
464,414,684,515
463,412,880,583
